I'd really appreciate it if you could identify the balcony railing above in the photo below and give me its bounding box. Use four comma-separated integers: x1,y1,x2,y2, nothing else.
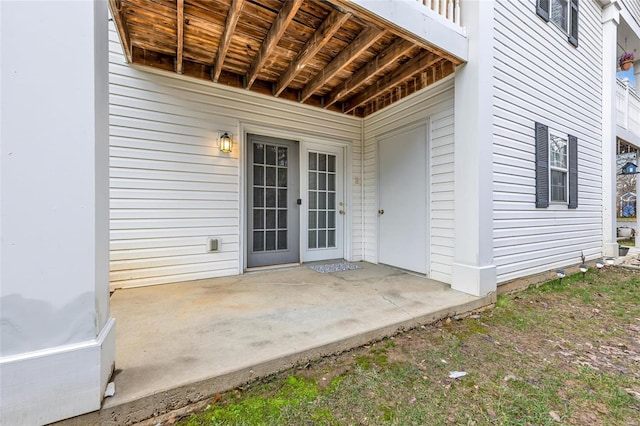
416,0,462,27
617,78,640,138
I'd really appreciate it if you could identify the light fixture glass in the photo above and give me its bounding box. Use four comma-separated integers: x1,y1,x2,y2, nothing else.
579,263,588,279
605,257,615,266
595,260,605,270
218,132,233,153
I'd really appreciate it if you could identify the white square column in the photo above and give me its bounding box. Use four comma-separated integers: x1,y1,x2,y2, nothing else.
602,1,621,257
452,0,497,297
0,1,114,424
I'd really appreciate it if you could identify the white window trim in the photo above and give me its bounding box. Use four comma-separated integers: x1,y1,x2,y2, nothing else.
549,130,569,205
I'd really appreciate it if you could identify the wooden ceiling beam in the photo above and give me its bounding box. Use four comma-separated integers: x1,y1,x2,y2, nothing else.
108,0,133,63
300,26,384,103
212,0,245,82
344,51,443,113
324,38,414,109
246,0,303,89
274,9,352,97
176,0,184,74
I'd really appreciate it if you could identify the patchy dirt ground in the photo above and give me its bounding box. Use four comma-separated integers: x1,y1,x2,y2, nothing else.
176,267,640,426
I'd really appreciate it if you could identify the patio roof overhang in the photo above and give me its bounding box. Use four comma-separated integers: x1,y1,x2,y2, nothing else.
109,0,465,117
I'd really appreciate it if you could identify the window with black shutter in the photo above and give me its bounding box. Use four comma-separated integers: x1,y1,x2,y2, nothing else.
536,0,578,47
535,122,578,208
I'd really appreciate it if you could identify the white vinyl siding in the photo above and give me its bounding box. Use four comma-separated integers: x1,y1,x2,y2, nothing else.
493,0,603,283
621,0,640,30
363,78,455,283
109,23,361,289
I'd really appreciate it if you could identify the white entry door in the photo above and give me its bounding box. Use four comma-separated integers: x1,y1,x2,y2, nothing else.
378,124,428,274
301,143,345,262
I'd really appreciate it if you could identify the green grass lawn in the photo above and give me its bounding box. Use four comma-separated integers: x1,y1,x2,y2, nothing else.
177,268,640,426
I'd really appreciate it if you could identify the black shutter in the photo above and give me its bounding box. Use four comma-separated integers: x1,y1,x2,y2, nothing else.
568,135,578,209
568,0,579,47
537,0,550,22
535,122,549,208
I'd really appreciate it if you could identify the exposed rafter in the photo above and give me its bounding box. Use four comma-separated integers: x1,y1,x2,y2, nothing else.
246,0,303,89
274,9,352,97
212,0,245,82
110,0,463,117
176,0,184,74
300,26,384,103
344,50,442,113
324,38,414,109
108,0,133,63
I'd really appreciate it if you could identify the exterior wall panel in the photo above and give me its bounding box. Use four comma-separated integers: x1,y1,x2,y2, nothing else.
493,0,604,283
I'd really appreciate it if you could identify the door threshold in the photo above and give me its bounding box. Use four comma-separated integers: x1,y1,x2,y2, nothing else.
244,262,302,273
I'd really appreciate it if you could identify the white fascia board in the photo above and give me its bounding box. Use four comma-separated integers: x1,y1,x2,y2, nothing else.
620,7,640,40
349,0,468,62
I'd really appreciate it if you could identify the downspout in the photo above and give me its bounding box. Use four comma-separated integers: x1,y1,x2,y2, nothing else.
361,117,365,260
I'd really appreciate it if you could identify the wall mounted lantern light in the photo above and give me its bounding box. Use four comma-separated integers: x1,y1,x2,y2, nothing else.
218,131,233,153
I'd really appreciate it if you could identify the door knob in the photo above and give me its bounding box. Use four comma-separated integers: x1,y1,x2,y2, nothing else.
339,210,345,215
378,209,384,215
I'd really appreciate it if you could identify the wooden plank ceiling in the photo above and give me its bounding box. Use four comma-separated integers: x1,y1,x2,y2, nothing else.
109,0,462,117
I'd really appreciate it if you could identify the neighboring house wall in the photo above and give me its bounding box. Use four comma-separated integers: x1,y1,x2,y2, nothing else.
362,78,455,283
108,25,362,288
492,0,604,283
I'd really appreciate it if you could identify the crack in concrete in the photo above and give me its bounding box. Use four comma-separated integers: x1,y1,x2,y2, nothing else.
375,288,411,316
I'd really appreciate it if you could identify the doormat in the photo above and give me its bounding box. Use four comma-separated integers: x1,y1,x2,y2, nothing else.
309,262,361,273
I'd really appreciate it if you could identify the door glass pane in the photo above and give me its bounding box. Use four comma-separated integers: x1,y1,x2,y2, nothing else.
266,167,276,187
266,231,276,250
266,145,277,165
309,172,317,190
328,230,335,247
318,173,326,190
277,231,287,250
328,174,335,191
254,188,264,207
278,189,287,208
309,191,317,209
253,165,264,185
308,211,316,229
327,211,335,228
318,211,326,228
278,210,287,229
328,155,336,172
278,169,288,187
308,230,317,249
266,209,276,229
253,209,264,229
318,192,326,209
309,152,317,171
318,230,326,248
253,231,264,251
319,154,327,171
266,188,276,207
253,144,264,164
328,192,335,210
278,147,288,166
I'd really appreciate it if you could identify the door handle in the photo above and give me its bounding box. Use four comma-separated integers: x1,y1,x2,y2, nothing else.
378,209,384,215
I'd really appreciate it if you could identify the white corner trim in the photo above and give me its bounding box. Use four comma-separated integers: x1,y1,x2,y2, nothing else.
1,318,116,425
452,263,497,297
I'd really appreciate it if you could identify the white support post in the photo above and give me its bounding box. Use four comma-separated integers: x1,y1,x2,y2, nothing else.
602,1,621,257
625,79,630,129
0,1,115,424
452,0,497,297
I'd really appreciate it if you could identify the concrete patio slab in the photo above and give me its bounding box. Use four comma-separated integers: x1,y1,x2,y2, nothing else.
58,262,494,425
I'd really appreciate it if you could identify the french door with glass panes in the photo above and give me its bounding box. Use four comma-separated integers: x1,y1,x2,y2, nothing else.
247,135,300,268
301,143,344,262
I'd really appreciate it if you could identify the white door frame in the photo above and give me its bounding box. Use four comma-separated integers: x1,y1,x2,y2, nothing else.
376,120,430,275
238,122,352,272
